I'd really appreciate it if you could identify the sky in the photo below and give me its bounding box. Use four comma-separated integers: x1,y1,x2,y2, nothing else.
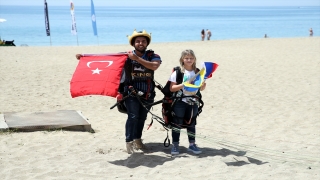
1,0,320,6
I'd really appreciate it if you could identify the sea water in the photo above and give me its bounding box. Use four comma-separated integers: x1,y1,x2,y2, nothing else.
0,6,319,46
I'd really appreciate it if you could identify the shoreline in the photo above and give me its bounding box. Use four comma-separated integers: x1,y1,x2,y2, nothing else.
1,36,318,47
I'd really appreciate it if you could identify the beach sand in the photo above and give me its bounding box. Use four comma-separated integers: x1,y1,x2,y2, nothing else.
0,37,319,179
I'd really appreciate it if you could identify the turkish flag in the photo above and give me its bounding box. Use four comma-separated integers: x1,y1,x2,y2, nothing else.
70,53,127,98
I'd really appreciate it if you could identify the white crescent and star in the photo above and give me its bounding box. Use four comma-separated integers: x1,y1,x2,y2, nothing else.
87,61,113,75
92,68,102,74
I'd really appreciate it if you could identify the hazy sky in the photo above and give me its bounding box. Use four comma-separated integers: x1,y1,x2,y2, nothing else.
1,0,320,6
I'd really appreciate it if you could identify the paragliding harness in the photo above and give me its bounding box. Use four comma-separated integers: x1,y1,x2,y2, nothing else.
158,66,204,129
147,66,204,147
113,49,156,114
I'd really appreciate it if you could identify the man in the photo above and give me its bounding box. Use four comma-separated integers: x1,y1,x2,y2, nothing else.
206,29,212,40
75,30,161,154
121,30,161,154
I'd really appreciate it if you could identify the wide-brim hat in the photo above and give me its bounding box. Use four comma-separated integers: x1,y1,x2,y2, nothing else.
127,29,151,46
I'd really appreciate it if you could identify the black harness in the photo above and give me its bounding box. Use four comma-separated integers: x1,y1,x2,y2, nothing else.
121,50,156,99
160,66,204,123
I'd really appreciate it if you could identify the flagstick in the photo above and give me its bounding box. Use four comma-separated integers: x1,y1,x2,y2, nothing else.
97,36,99,45
76,35,79,46
188,67,205,83
50,36,52,46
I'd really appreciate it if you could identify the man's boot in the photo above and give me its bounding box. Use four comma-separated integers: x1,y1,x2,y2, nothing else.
126,141,134,154
133,139,147,150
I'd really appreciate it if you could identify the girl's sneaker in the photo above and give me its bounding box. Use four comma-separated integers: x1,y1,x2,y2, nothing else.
188,144,202,154
171,145,179,155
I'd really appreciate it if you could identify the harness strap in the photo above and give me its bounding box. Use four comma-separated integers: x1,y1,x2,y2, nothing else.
145,79,151,99
147,115,154,130
163,131,170,147
185,108,193,124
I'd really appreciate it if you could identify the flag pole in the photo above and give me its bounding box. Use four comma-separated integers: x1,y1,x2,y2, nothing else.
76,35,79,46
188,67,205,83
97,36,99,45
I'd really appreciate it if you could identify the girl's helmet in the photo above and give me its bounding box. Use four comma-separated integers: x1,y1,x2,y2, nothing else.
127,29,151,46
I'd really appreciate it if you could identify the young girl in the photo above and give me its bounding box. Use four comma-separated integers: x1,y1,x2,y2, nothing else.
169,49,206,155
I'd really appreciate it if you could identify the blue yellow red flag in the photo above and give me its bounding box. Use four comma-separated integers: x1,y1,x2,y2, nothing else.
183,68,205,95
202,62,219,79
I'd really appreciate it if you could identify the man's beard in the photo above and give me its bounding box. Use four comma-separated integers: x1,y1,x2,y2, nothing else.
134,46,147,54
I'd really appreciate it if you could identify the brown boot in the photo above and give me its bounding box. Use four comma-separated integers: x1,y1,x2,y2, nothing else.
133,139,147,150
126,141,134,154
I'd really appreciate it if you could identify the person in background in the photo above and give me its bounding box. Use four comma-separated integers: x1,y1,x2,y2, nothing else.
201,29,205,41
309,28,313,37
168,49,206,155
206,29,212,40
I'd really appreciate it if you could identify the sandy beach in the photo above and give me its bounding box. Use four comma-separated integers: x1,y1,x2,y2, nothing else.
0,37,319,179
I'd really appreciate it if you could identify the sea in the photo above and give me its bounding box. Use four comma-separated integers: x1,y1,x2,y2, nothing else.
0,5,319,46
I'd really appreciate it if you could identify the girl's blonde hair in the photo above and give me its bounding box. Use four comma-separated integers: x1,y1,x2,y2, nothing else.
179,49,197,73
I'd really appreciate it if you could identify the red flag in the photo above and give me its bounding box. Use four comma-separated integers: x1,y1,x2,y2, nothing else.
70,53,127,98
